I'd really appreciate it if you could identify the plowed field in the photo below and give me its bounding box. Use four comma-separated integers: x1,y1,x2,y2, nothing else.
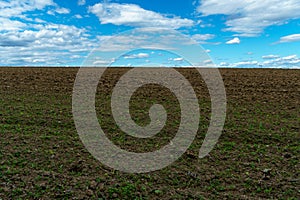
0,67,299,199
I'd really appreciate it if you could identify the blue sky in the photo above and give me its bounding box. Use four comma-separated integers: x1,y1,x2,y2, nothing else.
0,0,300,68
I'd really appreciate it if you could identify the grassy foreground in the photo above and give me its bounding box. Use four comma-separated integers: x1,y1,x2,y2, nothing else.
0,67,299,199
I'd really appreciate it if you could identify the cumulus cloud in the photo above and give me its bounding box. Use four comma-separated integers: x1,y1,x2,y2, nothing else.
0,0,55,18
0,24,98,66
278,34,300,43
0,0,71,22
226,37,240,44
197,0,300,36
0,18,26,31
0,0,99,66
88,3,194,29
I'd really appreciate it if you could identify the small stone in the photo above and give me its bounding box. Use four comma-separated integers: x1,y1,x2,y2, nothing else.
263,169,271,173
43,171,51,176
3,187,9,192
98,183,105,191
89,180,97,190
187,171,198,179
112,193,118,198
86,189,93,196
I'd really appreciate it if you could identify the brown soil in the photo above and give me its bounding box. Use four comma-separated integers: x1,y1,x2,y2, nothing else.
0,67,299,199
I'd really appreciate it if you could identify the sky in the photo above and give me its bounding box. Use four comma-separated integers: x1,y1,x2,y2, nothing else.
0,0,300,68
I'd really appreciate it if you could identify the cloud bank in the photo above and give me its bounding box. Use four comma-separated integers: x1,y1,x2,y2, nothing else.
198,0,300,36
219,54,300,69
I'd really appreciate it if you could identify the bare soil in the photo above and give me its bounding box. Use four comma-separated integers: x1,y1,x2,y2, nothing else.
0,67,299,199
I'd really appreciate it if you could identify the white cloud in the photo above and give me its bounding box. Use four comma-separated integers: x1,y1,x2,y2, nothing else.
0,0,55,18
262,55,280,59
0,0,70,22
94,29,197,52
279,34,300,43
204,59,213,64
192,34,215,43
123,53,149,59
0,23,98,66
218,54,300,69
226,37,240,44
0,17,26,31
197,0,300,36
54,7,70,14
219,62,229,67
0,0,99,66
88,3,194,29
93,59,111,66
173,57,184,61
47,7,70,15
47,10,54,15
281,55,297,60
262,55,300,68
75,14,83,19
34,18,47,23
78,0,86,6
235,61,259,66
